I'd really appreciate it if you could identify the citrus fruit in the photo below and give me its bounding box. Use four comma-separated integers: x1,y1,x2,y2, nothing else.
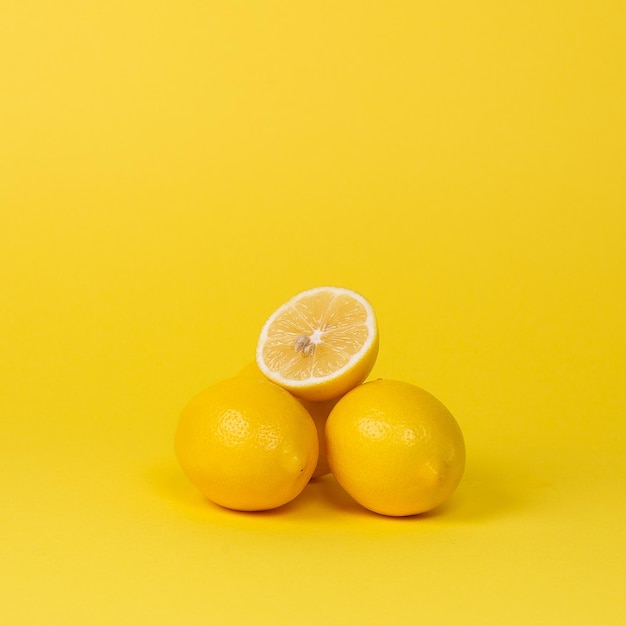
256,286,379,402
298,397,337,478
237,361,334,478
174,376,318,511
325,379,465,516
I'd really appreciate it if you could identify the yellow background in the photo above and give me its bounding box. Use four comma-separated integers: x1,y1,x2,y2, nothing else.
2,1,625,624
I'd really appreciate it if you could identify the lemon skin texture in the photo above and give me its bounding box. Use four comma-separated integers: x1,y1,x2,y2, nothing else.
325,379,466,517
238,362,334,478
175,376,319,511
298,397,337,478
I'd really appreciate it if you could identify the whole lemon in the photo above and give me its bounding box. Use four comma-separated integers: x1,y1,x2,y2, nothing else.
175,376,318,511
325,379,465,516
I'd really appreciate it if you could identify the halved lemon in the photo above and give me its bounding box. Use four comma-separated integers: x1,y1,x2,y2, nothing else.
256,286,379,401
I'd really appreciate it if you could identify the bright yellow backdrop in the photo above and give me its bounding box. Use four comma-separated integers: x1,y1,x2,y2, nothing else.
1,1,625,624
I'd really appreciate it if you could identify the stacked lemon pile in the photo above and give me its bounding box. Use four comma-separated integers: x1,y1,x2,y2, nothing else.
175,287,465,517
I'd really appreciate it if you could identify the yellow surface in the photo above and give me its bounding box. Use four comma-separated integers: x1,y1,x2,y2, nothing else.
1,1,625,624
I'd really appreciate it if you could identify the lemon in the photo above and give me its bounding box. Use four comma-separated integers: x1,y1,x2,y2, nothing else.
175,376,318,511
298,397,337,478
325,379,465,516
237,361,334,478
256,286,379,401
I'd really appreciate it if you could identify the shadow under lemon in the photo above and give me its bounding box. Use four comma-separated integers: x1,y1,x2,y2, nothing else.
147,454,526,523
426,456,528,523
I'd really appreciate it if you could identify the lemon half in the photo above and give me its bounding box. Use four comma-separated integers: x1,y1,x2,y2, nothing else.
256,286,379,401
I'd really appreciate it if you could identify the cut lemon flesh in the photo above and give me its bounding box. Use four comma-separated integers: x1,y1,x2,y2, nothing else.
256,287,379,401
